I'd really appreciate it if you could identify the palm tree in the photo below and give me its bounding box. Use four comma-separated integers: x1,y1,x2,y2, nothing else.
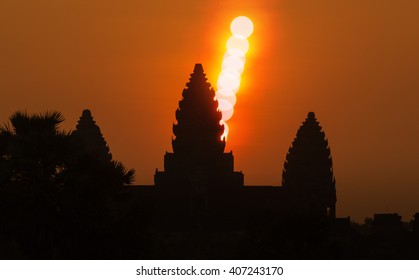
0,110,136,258
0,111,69,188
112,160,135,185
0,111,70,258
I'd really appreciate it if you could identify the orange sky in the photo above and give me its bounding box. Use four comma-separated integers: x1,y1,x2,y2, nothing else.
1,0,418,222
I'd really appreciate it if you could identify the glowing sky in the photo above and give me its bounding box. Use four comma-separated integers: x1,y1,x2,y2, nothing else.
1,0,419,222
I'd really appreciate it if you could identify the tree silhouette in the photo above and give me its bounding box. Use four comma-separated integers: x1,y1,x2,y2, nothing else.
0,111,69,187
282,112,336,218
0,111,70,258
0,110,136,258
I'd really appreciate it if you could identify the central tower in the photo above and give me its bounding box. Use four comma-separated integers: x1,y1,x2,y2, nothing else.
172,63,225,156
155,64,243,192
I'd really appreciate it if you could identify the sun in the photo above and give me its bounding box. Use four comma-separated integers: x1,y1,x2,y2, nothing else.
230,16,254,39
215,16,254,140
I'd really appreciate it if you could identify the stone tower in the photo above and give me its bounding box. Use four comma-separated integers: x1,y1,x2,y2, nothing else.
155,64,243,197
72,109,112,163
282,112,336,218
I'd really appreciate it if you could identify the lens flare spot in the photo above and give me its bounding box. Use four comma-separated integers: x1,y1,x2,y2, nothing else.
230,16,254,39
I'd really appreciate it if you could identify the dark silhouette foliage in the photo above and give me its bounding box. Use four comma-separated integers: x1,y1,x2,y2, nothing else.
0,110,135,258
0,111,70,258
0,111,69,187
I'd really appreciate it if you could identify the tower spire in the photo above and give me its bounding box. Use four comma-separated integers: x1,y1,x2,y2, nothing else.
72,109,112,163
172,63,225,155
282,112,336,218
155,63,244,190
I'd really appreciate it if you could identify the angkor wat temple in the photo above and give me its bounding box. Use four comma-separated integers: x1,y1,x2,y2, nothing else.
120,63,337,230
2,64,419,259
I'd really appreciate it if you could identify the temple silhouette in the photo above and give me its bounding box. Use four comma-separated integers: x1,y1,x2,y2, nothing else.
1,63,419,259
124,63,337,230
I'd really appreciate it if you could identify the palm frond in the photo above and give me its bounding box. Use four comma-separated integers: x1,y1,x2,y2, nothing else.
112,160,136,185
0,122,13,137
9,110,30,134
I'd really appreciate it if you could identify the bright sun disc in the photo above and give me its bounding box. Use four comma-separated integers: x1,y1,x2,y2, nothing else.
221,107,234,121
221,55,244,74
220,68,241,80
220,120,229,140
216,15,253,140
230,16,254,39
223,52,246,64
217,99,234,111
216,88,236,97
217,73,240,92
226,36,249,57
216,93,237,107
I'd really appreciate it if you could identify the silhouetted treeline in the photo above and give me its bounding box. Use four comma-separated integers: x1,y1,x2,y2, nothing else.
0,110,138,259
